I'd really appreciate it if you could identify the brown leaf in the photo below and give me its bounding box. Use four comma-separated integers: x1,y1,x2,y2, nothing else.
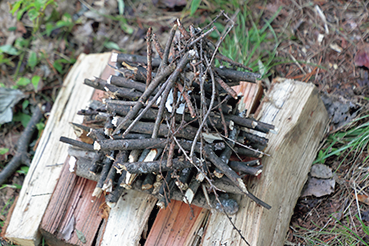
301,178,335,197
355,43,369,69
99,202,111,219
16,22,27,34
70,124,94,144
357,194,369,206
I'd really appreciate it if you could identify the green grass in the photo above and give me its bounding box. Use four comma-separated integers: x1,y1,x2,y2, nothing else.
217,5,282,78
187,0,284,78
292,214,369,246
314,114,369,167
0,197,14,232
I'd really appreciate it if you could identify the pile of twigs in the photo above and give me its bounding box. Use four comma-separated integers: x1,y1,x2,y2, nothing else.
60,14,274,214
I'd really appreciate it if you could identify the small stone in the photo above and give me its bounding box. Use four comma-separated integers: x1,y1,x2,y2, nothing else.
310,164,333,179
301,177,335,197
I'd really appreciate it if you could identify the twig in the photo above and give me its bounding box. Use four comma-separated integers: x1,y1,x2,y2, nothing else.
220,134,269,157
176,82,196,118
152,33,164,59
176,18,191,40
215,76,238,99
216,92,228,137
120,79,170,138
158,24,177,73
190,56,216,158
113,63,176,135
152,51,193,138
166,86,178,167
213,193,251,246
186,26,217,48
203,144,271,209
146,27,153,88
0,105,43,185
108,75,150,93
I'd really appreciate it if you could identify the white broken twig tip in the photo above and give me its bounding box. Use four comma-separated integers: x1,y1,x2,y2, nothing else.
229,120,234,130
107,75,112,84
92,187,102,198
69,156,76,173
237,178,249,194
112,117,118,127
270,128,278,134
255,169,263,176
189,49,196,57
184,189,194,204
104,128,112,137
156,201,165,209
315,5,329,34
111,52,118,62
196,172,205,182
107,202,116,208
93,141,101,151
102,180,113,193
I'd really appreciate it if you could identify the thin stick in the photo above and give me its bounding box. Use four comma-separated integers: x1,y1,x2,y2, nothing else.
221,134,269,157
176,82,196,118
190,57,216,158
201,10,224,31
121,80,170,138
167,86,178,167
152,33,164,59
158,24,177,73
146,27,153,89
215,76,238,99
186,26,217,48
152,51,193,138
217,94,228,137
176,18,190,40
215,53,252,71
203,144,271,209
113,63,176,135
59,137,94,151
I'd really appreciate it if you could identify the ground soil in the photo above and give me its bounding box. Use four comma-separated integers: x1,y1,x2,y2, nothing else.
0,0,368,245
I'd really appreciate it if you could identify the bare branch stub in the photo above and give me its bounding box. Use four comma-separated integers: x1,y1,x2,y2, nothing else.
60,12,276,228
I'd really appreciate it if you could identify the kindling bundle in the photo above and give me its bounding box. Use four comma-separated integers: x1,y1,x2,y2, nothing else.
60,15,274,214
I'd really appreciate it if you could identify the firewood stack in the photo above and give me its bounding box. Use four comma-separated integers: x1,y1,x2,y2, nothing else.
60,15,275,215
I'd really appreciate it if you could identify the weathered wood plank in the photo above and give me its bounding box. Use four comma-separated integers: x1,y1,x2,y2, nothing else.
145,200,208,246
100,190,157,246
39,54,115,246
201,78,329,246
40,159,106,246
5,53,112,246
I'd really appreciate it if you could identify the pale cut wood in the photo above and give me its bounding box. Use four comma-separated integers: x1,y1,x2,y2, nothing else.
201,78,329,246
5,53,112,246
232,80,263,116
100,190,157,246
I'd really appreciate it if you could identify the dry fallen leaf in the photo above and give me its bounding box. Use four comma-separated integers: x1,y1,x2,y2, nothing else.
310,164,333,179
355,43,369,69
301,177,335,198
70,123,94,144
357,194,369,206
99,202,111,219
